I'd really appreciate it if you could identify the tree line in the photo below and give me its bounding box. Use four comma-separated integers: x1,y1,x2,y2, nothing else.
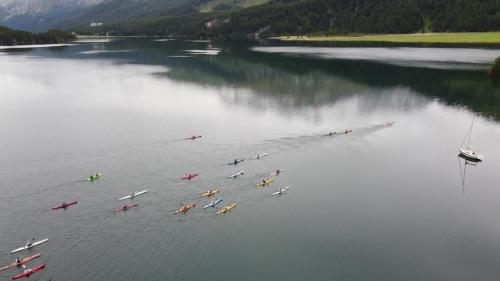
76,0,500,39
0,26,76,46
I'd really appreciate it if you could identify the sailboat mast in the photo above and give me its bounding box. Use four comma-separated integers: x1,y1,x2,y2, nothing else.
467,118,475,148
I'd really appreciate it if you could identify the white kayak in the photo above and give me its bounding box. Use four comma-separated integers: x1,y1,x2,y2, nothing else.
11,239,49,253
227,171,244,178
119,190,148,201
272,186,290,196
250,153,268,159
203,198,223,209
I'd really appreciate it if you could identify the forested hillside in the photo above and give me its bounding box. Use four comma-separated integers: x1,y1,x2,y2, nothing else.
78,0,500,39
0,25,75,45
0,0,270,32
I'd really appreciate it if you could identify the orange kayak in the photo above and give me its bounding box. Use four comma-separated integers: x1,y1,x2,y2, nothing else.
0,254,41,272
114,203,138,212
174,203,196,214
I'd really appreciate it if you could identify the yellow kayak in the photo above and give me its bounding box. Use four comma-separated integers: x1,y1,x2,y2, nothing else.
256,179,274,187
216,203,236,215
201,189,219,197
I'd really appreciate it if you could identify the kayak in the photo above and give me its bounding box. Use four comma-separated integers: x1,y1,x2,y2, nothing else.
118,190,148,201
325,132,337,136
250,153,268,159
384,121,395,126
182,173,198,180
201,189,219,197
11,239,48,253
344,129,352,134
0,254,41,272
186,135,202,140
270,169,285,176
52,201,78,210
114,203,138,212
227,171,244,178
203,198,223,209
272,186,290,196
227,159,244,165
11,264,45,280
174,203,196,214
256,179,274,187
216,203,237,215
87,173,102,182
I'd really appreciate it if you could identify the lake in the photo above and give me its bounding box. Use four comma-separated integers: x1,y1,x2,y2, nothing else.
1,38,500,281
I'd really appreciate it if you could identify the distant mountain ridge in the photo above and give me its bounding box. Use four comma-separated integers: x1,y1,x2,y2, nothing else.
0,0,104,31
0,0,270,31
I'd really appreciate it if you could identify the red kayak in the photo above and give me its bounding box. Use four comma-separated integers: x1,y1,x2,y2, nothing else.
52,201,78,210
182,173,198,180
114,203,138,212
12,264,45,280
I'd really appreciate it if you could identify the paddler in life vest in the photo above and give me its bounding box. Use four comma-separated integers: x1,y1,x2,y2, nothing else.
261,179,266,185
15,257,21,265
22,265,28,273
130,193,135,199
275,169,281,175
122,204,127,210
233,159,238,165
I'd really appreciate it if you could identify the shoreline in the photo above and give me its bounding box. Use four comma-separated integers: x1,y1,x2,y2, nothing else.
272,32,500,44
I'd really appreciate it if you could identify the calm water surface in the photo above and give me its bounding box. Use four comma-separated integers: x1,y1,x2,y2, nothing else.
1,39,500,281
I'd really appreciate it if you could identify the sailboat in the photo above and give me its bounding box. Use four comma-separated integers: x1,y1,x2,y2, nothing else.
458,118,484,162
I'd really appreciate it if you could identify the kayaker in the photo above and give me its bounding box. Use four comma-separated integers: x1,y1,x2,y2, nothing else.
122,204,127,210
15,257,21,265
25,238,34,248
22,265,28,272
275,169,281,175
130,193,135,199
234,159,238,165
261,179,266,185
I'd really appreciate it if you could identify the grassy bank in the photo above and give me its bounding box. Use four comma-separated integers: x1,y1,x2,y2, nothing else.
274,32,500,44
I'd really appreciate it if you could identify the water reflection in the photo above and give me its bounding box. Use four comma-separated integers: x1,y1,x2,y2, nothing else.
458,156,480,194
2,39,499,121
252,46,499,70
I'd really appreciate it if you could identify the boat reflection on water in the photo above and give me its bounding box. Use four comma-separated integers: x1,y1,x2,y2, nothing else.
458,155,480,194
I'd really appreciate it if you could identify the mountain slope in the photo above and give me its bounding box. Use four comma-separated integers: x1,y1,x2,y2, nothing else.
0,0,104,31
0,0,271,31
81,0,499,38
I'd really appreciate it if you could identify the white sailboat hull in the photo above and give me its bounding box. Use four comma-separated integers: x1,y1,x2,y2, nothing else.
459,148,483,162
